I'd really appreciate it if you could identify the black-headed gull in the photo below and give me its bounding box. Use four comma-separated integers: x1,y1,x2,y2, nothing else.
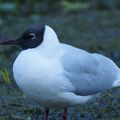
0,25,120,120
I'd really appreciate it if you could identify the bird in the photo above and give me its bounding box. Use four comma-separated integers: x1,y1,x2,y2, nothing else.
0,24,120,120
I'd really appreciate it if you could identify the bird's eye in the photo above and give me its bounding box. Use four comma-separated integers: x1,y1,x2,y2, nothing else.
29,33,36,40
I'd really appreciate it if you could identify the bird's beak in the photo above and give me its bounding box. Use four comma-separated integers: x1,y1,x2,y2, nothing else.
0,39,19,45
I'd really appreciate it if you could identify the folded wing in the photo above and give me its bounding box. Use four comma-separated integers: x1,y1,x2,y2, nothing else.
61,44,120,95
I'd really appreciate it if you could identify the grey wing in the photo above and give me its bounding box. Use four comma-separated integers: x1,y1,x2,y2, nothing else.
61,44,120,95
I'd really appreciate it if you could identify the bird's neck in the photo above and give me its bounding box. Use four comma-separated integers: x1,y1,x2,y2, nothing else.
35,30,61,58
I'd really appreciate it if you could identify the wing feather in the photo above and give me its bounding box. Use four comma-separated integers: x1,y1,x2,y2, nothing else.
61,44,119,95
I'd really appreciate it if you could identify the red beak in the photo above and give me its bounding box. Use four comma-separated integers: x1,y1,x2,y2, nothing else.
0,40,18,45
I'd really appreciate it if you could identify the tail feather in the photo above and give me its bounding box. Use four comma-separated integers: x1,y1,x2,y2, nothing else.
112,80,120,87
112,72,120,87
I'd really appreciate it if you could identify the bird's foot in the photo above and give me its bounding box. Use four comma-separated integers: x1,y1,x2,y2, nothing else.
63,108,67,120
45,107,49,120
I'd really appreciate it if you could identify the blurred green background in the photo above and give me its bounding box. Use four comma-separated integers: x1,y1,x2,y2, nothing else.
0,0,120,120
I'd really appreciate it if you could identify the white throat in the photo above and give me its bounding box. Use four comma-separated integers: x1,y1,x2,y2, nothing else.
35,25,61,57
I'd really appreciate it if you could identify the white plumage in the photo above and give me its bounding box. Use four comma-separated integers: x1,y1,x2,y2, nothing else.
13,25,120,108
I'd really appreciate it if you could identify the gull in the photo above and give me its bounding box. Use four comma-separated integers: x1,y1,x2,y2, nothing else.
0,24,120,120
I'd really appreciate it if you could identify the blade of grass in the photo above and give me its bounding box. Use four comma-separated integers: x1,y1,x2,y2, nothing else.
1,67,11,84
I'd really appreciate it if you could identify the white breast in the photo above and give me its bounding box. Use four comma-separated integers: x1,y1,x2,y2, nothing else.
13,49,74,107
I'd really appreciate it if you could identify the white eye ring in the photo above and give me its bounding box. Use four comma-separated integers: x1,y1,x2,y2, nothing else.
29,33,36,40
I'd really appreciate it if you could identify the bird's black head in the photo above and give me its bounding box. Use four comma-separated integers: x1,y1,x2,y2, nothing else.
0,24,45,50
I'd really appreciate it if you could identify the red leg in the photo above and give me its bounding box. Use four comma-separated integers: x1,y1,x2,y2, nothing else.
63,108,67,120
45,107,49,120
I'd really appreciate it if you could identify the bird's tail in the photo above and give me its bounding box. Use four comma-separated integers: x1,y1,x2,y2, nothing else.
112,73,120,87
113,80,120,87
